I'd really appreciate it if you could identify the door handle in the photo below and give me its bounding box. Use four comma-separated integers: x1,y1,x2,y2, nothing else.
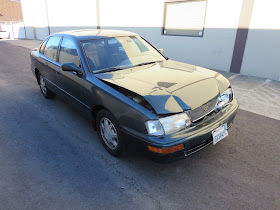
56,71,60,75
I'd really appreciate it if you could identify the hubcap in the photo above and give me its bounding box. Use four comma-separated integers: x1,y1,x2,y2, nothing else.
40,75,47,94
100,117,118,150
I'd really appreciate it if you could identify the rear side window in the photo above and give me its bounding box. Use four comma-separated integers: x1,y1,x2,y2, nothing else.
59,37,80,67
39,38,48,54
44,36,61,61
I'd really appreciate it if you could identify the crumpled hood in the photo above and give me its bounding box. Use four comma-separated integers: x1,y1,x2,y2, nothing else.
95,60,230,114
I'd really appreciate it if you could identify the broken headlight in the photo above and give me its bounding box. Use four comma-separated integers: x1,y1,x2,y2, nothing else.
145,113,191,136
215,87,233,111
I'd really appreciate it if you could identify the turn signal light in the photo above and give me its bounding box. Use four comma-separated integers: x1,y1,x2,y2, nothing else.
148,144,184,154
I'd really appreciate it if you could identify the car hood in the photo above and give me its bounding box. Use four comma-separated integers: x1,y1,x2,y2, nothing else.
95,60,230,114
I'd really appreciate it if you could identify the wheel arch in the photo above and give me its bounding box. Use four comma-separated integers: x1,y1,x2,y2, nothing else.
35,68,40,85
91,105,114,130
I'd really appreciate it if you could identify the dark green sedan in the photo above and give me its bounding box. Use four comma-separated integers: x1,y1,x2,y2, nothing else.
30,29,238,161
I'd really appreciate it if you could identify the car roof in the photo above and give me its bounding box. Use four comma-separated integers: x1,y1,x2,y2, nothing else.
53,29,138,41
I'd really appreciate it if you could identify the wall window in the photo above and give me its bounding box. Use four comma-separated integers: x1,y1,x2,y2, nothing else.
163,0,207,37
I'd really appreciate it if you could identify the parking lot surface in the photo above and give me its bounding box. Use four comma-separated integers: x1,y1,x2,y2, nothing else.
0,40,280,209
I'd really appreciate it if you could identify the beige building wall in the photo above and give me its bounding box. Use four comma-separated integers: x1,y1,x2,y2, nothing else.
0,0,23,22
0,0,24,39
240,0,280,81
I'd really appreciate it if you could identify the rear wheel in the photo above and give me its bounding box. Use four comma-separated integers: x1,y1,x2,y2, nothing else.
38,72,56,99
96,110,124,157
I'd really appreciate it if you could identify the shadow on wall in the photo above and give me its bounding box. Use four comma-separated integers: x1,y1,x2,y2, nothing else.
23,26,280,81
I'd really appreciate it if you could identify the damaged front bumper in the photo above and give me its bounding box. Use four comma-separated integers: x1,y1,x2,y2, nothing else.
122,99,239,162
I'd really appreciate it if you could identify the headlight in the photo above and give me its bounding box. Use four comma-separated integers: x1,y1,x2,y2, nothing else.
215,87,233,111
145,113,191,136
145,120,164,136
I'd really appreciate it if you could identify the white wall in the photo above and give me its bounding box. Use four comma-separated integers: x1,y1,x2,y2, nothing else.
21,0,34,39
19,0,280,80
46,0,97,34
1,24,13,39
21,0,98,40
21,0,49,40
12,22,26,39
100,0,243,72
1,22,25,39
100,0,163,28
241,0,280,81
21,0,246,73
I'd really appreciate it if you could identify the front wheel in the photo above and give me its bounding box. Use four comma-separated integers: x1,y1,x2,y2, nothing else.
38,72,56,99
96,110,124,157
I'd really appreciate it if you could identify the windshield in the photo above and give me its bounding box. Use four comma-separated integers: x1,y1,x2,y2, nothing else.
82,36,165,73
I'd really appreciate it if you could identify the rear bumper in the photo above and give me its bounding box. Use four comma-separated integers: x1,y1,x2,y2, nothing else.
122,99,239,161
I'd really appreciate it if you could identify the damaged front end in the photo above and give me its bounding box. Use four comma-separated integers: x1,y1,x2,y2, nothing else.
99,79,193,136
101,80,156,114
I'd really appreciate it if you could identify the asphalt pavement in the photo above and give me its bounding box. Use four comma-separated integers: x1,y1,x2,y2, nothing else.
0,40,280,209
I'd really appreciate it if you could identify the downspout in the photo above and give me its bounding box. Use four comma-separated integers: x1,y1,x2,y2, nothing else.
44,0,51,35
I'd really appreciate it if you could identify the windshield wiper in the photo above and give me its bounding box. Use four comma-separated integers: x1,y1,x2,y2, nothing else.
94,61,162,73
133,61,161,67
94,65,133,73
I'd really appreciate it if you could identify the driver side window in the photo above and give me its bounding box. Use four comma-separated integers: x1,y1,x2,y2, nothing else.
59,37,80,67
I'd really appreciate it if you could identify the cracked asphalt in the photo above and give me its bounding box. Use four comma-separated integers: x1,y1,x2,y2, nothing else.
0,41,280,209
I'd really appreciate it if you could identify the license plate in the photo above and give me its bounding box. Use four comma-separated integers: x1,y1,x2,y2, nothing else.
212,123,228,145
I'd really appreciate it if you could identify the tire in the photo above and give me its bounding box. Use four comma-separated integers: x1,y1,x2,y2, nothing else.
96,110,124,157
38,72,56,99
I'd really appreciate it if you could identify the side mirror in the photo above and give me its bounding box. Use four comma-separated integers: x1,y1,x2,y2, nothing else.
158,48,164,54
61,62,82,74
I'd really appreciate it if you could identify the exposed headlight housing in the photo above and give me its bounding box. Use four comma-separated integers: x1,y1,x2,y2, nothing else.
215,87,233,111
145,113,191,136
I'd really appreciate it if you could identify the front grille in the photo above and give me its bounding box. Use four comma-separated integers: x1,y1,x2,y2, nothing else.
187,97,218,122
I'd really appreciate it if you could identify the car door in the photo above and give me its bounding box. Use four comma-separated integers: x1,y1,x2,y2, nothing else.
39,36,62,92
56,36,89,115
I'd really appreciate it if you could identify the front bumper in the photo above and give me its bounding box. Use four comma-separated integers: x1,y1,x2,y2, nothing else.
30,66,36,77
122,99,239,161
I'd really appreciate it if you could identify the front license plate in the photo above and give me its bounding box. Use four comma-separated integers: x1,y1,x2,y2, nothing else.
212,123,228,145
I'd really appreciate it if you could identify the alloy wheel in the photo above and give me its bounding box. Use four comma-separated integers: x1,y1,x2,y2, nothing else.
40,75,47,95
100,117,119,150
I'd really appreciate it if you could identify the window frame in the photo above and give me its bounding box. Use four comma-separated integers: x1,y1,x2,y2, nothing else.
39,38,49,55
42,36,62,62
81,36,167,73
162,0,208,37
57,36,84,75
58,36,81,67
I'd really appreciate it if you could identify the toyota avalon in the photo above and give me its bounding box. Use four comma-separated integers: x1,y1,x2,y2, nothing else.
30,29,238,161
